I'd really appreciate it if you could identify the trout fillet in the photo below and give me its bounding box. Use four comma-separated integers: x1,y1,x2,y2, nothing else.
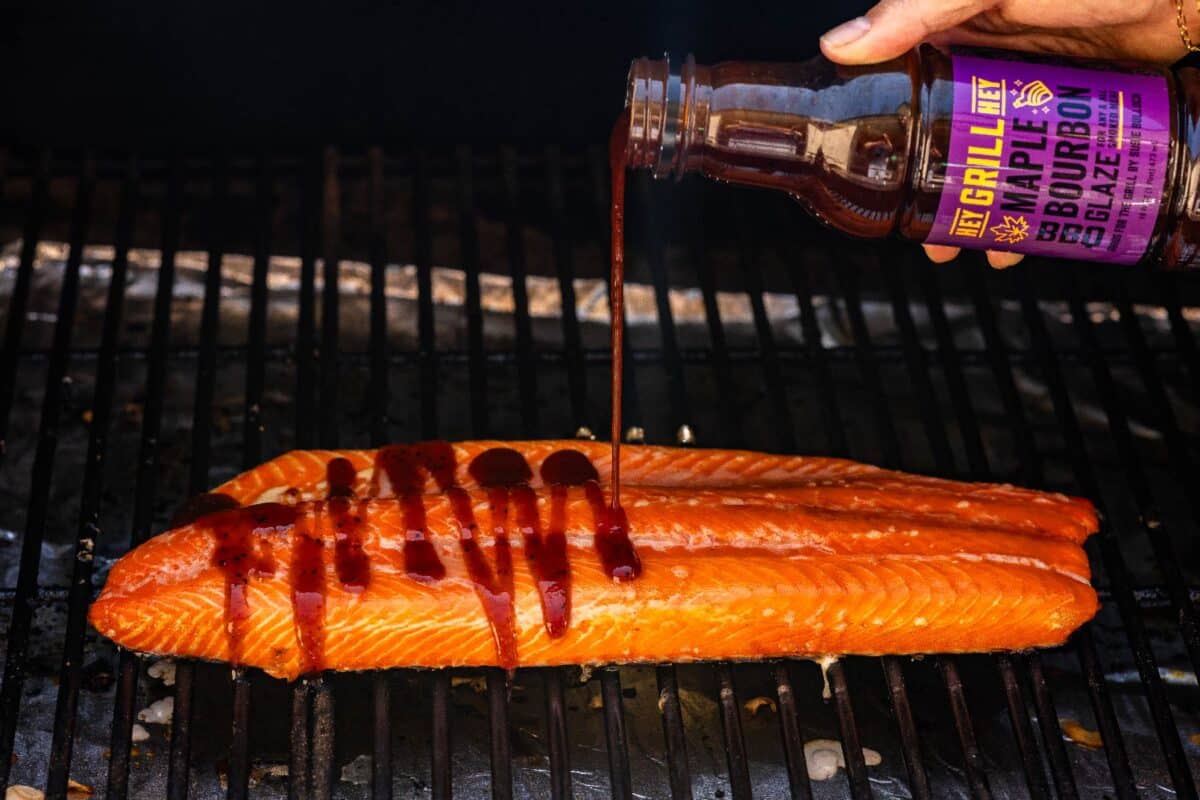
89,441,1100,679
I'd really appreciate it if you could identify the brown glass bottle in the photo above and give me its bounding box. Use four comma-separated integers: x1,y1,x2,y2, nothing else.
624,47,1200,267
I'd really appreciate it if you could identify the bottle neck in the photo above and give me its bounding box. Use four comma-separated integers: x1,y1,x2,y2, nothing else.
624,54,918,239
624,55,707,179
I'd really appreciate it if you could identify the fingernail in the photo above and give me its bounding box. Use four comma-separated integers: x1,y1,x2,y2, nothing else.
821,16,872,49
988,251,1024,269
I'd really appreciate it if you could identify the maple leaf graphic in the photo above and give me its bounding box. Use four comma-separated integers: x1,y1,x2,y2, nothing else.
990,215,1030,245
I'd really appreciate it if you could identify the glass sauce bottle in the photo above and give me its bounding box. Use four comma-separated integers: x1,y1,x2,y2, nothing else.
623,47,1200,267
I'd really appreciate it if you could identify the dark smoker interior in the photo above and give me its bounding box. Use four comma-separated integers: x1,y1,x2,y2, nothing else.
0,2,1199,799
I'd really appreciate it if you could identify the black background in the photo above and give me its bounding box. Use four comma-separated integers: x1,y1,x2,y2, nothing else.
0,0,870,147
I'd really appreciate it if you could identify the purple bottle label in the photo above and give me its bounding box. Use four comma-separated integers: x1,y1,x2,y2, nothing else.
926,52,1171,264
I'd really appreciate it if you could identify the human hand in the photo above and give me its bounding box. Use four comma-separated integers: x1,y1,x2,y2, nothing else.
820,0,1191,267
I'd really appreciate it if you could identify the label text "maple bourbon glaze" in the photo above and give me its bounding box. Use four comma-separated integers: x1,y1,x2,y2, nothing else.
929,53,1170,263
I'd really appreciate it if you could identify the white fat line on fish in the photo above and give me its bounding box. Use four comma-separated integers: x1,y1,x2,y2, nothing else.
951,552,1091,585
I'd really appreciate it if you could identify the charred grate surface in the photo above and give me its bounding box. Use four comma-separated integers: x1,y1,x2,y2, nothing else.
0,146,1198,799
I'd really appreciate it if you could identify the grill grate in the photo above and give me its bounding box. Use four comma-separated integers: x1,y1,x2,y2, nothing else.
0,146,1198,799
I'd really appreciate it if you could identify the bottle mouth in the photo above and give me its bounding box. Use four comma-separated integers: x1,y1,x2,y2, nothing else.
624,54,689,179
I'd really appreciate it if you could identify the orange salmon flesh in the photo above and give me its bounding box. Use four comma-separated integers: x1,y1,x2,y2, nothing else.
89,441,1100,679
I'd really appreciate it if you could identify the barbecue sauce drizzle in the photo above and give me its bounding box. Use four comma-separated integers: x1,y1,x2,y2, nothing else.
605,109,641,581
375,443,451,582
328,457,369,592
468,448,571,645
208,504,287,665
203,439,638,673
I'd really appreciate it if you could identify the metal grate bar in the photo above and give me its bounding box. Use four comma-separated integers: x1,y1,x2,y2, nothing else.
305,149,343,800
294,151,320,451
14,340,1160,371
914,264,989,480
962,265,1043,487
881,263,955,470
938,658,992,799
168,156,231,800
290,153,321,800
827,661,872,800
502,147,538,438
411,148,451,800
1073,628,1137,799
833,263,902,467
640,177,691,434
244,154,274,468
895,258,1054,798
458,147,489,436
690,208,741,448
738,218,795,453
879,657,930,800
319,147,342,449
1161,272,1200,403
544,146,578,800
1013,264,1195,799
45,156,137,798
963,262,1134,798
487,669,513,800
1024,653,1080,800
543,669,572,800
1111,274,1200,530
290,681,313,800
993,657,1051,800
105,158,183,800
0,148,50,463
600,669,633,800
309,677,335,800
546,145,588,434
373,674,392,800
656,666,694,800
366,147,394,800
225,153,275,800
414,149,438,440
772,664,813,800
368,147,390,444
715,664,752,799
1079,275,1200,677
430,673,451,800
0,153,92,789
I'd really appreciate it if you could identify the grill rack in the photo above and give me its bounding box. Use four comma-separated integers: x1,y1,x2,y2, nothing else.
0,146,1195,799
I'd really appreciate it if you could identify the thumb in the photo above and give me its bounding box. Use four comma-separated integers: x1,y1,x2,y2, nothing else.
820,0,997,64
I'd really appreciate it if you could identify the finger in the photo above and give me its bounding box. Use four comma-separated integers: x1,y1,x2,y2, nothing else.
923,244,961,263
821,0,998,64
986,250,1025,269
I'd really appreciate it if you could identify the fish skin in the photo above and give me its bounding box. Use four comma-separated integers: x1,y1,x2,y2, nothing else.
90,442,1100,680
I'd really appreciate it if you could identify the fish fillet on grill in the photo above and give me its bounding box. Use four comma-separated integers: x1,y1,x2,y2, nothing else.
89,441,1100,680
